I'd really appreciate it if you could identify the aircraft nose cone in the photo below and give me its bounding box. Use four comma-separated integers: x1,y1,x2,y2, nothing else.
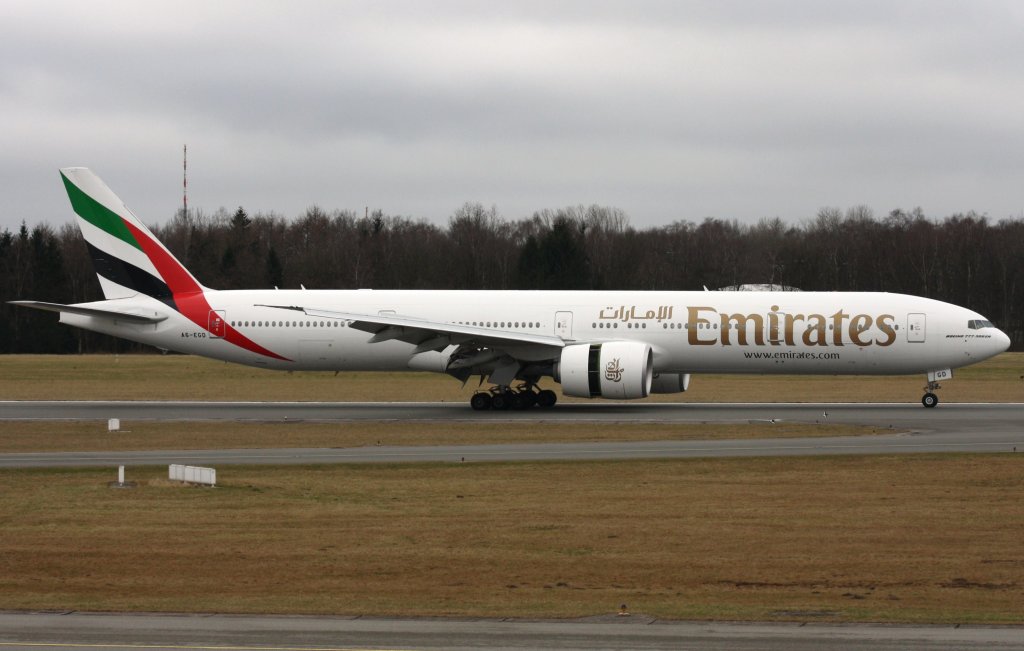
996,328,1011,353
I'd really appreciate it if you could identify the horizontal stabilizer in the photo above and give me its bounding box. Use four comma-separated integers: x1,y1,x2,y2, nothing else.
8,301,168,324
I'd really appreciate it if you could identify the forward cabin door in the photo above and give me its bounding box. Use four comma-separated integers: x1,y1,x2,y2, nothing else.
555,311,573,340
907,313,926,343
768,310,787,345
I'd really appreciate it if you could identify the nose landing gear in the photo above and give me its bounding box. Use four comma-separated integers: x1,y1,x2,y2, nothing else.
922,391,939,408
922,380,941,408
921,369,951,408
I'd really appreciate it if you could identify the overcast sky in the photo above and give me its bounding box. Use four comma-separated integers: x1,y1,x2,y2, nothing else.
3,0,1023,232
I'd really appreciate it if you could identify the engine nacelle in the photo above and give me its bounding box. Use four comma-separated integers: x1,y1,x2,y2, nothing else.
407,345,459,372
651,372,690,394
555,342,653,399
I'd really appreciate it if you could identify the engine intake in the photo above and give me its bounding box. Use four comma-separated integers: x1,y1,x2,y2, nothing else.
555,342,653,399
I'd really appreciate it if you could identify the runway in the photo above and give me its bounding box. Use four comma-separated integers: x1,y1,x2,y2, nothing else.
1,611,1023,651
1,402,1022,468
2,400,1022,431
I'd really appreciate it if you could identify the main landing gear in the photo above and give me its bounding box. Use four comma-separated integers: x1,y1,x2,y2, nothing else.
470,384,557,411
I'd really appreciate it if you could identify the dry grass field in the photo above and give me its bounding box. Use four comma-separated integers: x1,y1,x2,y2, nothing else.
0,353,1020,403
0,420,884,453
1,456,1022,623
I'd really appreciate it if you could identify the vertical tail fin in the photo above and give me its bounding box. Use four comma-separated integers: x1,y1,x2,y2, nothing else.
60,167,206,301
57,167,289,362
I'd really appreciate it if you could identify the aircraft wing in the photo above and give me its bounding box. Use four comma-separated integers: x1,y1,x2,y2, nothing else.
258,304,567,354
9,301,168,324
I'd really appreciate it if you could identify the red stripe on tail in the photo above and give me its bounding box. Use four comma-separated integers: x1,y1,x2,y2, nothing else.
124,221,291,362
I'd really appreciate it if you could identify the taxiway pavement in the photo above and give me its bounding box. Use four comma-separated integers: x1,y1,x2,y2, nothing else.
1,611,1023,651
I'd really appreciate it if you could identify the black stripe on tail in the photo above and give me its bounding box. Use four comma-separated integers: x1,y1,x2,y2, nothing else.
85,240,175,304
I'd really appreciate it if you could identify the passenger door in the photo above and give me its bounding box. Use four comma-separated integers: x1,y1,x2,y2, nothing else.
208,310,226,338
555,311,573,340
907,313,926,343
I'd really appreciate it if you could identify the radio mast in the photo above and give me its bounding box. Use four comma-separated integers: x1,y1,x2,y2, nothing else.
182,144,188,220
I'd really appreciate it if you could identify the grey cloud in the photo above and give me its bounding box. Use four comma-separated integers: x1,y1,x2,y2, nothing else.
2,1,1023,230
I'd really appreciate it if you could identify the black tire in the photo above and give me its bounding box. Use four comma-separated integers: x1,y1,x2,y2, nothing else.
470,392,492,411
536,389,557,408
491,392,511,410
510,392,529,410
922,392,939,408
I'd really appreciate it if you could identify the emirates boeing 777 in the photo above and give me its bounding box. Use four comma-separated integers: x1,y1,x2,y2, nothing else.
11,168,1011,409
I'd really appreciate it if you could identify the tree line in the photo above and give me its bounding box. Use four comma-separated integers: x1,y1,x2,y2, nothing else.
1,202,1022,353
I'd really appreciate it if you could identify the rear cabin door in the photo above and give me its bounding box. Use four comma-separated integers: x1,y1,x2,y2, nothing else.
907,313,926,343
208,310,226,338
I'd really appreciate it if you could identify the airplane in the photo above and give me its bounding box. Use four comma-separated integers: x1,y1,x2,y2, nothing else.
10,168,1012,410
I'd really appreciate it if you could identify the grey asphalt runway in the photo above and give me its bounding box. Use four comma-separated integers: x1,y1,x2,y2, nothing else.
0,401,1021,468
1,611,1022,651
1,400,1022,430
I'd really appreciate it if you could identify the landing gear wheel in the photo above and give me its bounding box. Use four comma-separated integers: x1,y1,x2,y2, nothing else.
510,392,529,410
922,392,938,408
536,389,557,408
491,392,512,410
470,392,492,411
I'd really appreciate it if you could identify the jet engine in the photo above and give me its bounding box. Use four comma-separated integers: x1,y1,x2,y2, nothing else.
555,342,653,399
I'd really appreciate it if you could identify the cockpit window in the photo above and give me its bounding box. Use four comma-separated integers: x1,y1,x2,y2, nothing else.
968,319,995,330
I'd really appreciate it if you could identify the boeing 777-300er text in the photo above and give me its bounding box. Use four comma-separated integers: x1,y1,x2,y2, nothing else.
11,168,1012,409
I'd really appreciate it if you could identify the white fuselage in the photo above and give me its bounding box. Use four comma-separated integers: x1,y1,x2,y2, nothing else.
61,289,1009,377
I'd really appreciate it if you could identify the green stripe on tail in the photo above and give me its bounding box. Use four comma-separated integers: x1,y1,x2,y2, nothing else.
60,171,143,251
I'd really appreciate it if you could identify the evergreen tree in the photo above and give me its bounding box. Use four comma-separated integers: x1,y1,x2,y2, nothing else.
534,218,590,289
230,207,251,230
265,246,284,288
515,235,541,288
